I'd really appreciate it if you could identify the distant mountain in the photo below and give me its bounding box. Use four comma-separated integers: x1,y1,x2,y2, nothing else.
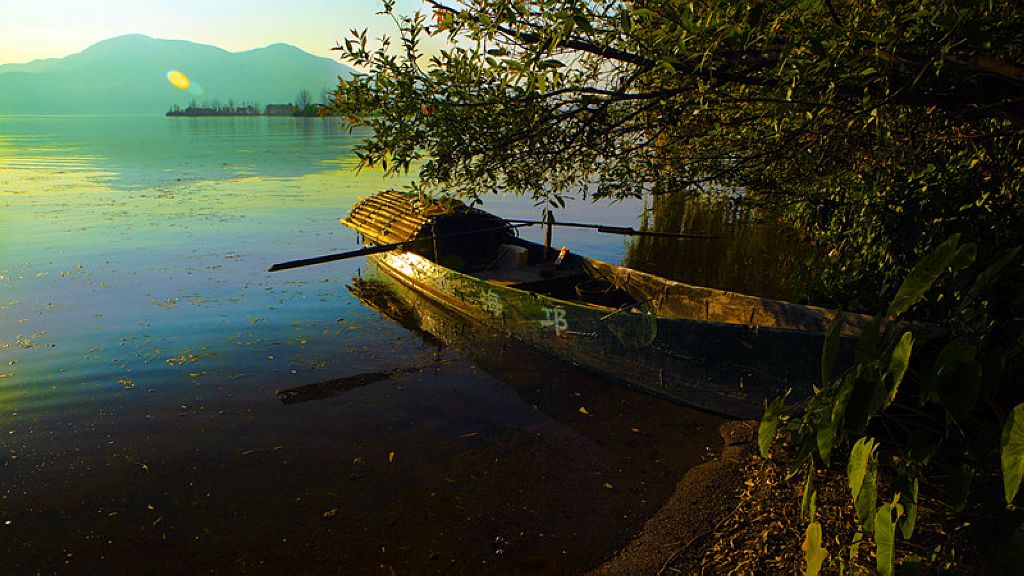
0,34,355,114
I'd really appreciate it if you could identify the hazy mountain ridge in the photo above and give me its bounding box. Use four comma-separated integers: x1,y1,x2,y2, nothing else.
0,35,354,114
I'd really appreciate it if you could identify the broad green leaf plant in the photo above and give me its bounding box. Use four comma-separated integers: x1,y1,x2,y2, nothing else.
761,237,1022,573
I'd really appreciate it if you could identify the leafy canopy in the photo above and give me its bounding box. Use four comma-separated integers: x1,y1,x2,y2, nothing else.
332,0,1023,310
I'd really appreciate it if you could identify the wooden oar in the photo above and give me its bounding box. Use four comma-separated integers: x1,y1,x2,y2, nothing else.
269,222,533,272
268,240,422,272
505,219,716,239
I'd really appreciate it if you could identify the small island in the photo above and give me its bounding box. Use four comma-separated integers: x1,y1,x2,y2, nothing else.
167,89,327,117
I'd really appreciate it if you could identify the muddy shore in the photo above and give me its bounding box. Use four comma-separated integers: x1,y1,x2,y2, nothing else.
593,420,755,575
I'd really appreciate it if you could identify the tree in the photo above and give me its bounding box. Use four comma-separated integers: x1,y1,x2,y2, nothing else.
333,0,1022,313
331,4,1024,568
295,89,313,111
332,4,1024,571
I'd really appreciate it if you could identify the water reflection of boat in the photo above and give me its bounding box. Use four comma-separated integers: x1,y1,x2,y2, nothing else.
341,191,864,418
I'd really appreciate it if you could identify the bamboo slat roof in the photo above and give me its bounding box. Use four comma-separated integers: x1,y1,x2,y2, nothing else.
342,190,468,245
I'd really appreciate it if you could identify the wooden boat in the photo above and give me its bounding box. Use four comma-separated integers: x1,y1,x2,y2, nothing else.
342,191,865,418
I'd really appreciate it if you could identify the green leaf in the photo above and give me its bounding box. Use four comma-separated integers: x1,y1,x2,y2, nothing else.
844,370,884,434
849,437,878,529
897,474,919,539
822,311,845,386
884,331,914,408
803,521,829,576
886,234,961,319
960,247,1021,312
788,438,818,479
832,370,857,420
874,500,903,576
620,11,632,32
848,529,863,567
816,413,836,465
572,14,595,34
856,464,878,530
848,437,876,499
818,374,856,464
854,315,881,365
950,242,977,272
759,394,786,457
802,464,816,520
1001,403,1024,505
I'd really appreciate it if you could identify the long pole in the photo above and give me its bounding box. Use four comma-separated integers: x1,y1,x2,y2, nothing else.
543,212,554,260
506,219,716,239
269,217,715,273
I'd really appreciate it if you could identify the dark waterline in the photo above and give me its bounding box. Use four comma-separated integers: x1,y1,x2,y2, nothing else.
0,115,798,572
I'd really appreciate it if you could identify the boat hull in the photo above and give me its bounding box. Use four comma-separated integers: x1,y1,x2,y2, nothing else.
370,251,831,419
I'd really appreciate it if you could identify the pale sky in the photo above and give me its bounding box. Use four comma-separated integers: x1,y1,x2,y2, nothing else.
0,0,429,65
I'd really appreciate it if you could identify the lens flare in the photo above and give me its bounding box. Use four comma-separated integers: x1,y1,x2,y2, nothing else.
166,70,190,90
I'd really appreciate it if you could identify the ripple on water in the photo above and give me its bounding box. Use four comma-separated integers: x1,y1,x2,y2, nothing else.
0,115,730,574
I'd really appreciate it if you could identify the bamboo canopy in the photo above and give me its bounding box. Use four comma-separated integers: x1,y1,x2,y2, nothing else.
343,190,494,245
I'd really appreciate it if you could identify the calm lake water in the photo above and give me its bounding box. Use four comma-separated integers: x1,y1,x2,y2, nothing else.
0,115,800,573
